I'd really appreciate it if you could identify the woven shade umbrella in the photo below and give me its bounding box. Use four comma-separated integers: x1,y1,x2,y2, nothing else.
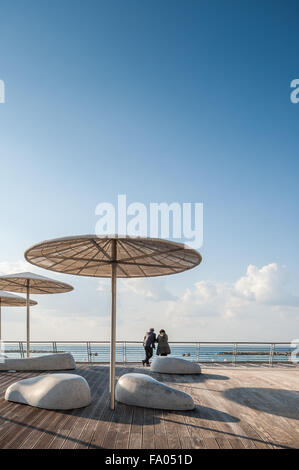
0,291,37,341
0,272,73,357
25,235,202,409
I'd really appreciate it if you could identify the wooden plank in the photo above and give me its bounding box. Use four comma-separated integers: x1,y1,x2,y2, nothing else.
102,402,127,449
114,401,134,449
154,407,168,449
228,438,246,449
162,410,182,449
88,394,116,448
142,407,155,449
128,406,144,449
216,438,233,449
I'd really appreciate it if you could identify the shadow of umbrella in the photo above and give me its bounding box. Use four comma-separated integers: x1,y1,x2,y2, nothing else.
223,387,299,420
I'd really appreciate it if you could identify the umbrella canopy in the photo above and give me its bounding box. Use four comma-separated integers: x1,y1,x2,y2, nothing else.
25,235,202,408
0,272,74,294
0,272,73,356
0,290,37,341
24,235,202,277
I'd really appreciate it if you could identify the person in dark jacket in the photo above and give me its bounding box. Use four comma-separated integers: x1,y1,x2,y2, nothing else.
142,328,156,366
156,329,171,356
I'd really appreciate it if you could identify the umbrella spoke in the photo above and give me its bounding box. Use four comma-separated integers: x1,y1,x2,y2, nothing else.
90,239,112,261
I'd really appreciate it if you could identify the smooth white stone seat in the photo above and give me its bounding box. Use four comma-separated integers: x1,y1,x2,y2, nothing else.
5,373,91,410
0,353,76,371
115,373,194,410
151,356,201,374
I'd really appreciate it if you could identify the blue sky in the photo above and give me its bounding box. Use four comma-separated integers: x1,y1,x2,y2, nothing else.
0,0,299,341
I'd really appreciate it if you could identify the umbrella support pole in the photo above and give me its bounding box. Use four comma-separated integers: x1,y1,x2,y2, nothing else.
110,240,117,410
26,281,30,358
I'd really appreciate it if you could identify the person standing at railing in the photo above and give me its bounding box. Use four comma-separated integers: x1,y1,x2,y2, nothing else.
156,329,171,356
142,328,156,367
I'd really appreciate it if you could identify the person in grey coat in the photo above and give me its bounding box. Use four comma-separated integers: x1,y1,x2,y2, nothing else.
156,329,171,356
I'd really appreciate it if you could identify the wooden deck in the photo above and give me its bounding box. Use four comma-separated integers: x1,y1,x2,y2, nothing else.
0,363,298,449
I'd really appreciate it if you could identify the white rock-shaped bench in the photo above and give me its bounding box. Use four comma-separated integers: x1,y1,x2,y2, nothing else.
0,353,76,371
151,356,201,374
115,373,194,410
5,373,91,410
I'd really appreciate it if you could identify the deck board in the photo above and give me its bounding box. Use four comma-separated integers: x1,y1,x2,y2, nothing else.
0,363,298,449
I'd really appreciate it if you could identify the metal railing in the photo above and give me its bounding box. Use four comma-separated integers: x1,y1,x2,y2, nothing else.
1,341,298,366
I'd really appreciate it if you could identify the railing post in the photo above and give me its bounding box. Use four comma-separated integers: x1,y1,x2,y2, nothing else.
87,342,91,363
19,341,24,358
123,341,126,364
197,342,200,363
233,343,237,366
269,343,274,367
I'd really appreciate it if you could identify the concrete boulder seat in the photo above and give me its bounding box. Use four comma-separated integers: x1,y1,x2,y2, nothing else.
5,373,91,410
151,356,201,374
0,353,76,371
115,373,194,410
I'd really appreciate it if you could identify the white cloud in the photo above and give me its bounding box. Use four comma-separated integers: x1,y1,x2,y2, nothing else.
0,260,31,275
235,263,299,305
165,263,299,321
